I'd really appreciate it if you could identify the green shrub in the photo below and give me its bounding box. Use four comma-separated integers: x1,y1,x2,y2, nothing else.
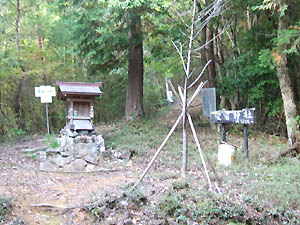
123,185,147,206
199,198,245,222
87,203,105,221
44,134,59,148
157,192,183,217
172,180,190,191
0,195,13,223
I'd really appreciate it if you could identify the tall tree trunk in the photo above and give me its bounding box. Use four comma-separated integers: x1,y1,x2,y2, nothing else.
125,10,144,120
277,0,298,146
226,17,240,109
215,27,226,108
205,24,217,88
14,0,24,128
13,78,23,117
195,1,209,85
0,80,2,112
16,0,21,55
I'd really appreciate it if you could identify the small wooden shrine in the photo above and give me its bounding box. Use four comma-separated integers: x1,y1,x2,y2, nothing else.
56,81,102,131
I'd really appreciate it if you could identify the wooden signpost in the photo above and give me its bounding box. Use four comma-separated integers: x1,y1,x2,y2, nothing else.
210,108,255,159
35,85,56,135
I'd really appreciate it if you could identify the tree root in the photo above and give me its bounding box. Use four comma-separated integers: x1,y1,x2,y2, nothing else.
268,143,300,163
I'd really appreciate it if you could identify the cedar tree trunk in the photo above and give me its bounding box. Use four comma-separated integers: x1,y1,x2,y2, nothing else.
16,0,21,55
125,11,144,120
205,26,217,88
14,0,24,128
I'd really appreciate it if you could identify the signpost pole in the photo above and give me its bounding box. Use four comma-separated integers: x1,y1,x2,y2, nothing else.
243,125,248,160
221,124,226,142
46,103,50,135
35,85,55,135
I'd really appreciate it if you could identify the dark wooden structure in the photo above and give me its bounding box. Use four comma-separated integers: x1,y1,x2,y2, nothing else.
56,81,102,131
210,108,255,159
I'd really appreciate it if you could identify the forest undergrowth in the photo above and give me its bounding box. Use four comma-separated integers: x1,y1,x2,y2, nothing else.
1,107,300,224
86,110,300,224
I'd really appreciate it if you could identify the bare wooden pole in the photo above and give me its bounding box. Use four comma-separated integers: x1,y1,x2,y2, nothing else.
181,0,197,178
187,113,221,184
182,78,188,178
188,81,207,108
188,60,211,89
139,112,184,182
187,113,212,187
138,0,227,190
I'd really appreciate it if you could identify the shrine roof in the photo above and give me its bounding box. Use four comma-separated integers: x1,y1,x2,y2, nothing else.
56,81,102,100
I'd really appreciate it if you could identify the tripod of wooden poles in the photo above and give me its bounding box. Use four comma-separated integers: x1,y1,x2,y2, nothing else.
138,78,221,191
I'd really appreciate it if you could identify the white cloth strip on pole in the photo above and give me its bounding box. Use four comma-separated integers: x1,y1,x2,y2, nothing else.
165,77,174,103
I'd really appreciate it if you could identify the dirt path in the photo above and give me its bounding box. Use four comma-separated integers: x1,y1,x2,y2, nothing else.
0,138,136,224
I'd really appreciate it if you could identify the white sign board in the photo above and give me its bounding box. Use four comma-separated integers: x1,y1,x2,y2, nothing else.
41,96,53,104
35,85,56,134
35,86,56,97
35,86,56,103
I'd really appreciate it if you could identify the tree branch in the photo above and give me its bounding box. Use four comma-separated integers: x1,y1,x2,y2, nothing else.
188,60,211,89
171,41,187,75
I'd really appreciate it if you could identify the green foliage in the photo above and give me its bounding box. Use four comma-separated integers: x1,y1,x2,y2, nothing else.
7,128,26,141
171,180,190,191
143,77,167,116
258,49,276,70
0,0,83,140
217,50,279,109
87,185,147,222
61,0,128,74
157,192,183,217
281,26,300,55
155,186,300,224
0,0,299,138
94,68,127,122
0,195,13,223
86,115,300,224
247,161,300,209
44,134,59,148
123,185,147,205
87,202,105,221
198,195,245,223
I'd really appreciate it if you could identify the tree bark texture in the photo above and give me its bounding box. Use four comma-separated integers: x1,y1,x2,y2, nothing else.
16,0,21,55
277,0,298,146
0,80,2,112
125,11,144,120
205,24,217,88
215,27,227,108
13,77,24,119
195,2,209,84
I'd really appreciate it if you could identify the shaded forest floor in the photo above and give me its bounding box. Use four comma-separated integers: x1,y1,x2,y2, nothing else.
1,103,300,224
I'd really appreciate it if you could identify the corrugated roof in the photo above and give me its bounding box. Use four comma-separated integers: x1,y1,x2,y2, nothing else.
56,81,102,98
60,85,102,95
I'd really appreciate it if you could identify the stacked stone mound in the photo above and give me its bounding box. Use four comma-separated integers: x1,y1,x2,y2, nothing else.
39,129,105,172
